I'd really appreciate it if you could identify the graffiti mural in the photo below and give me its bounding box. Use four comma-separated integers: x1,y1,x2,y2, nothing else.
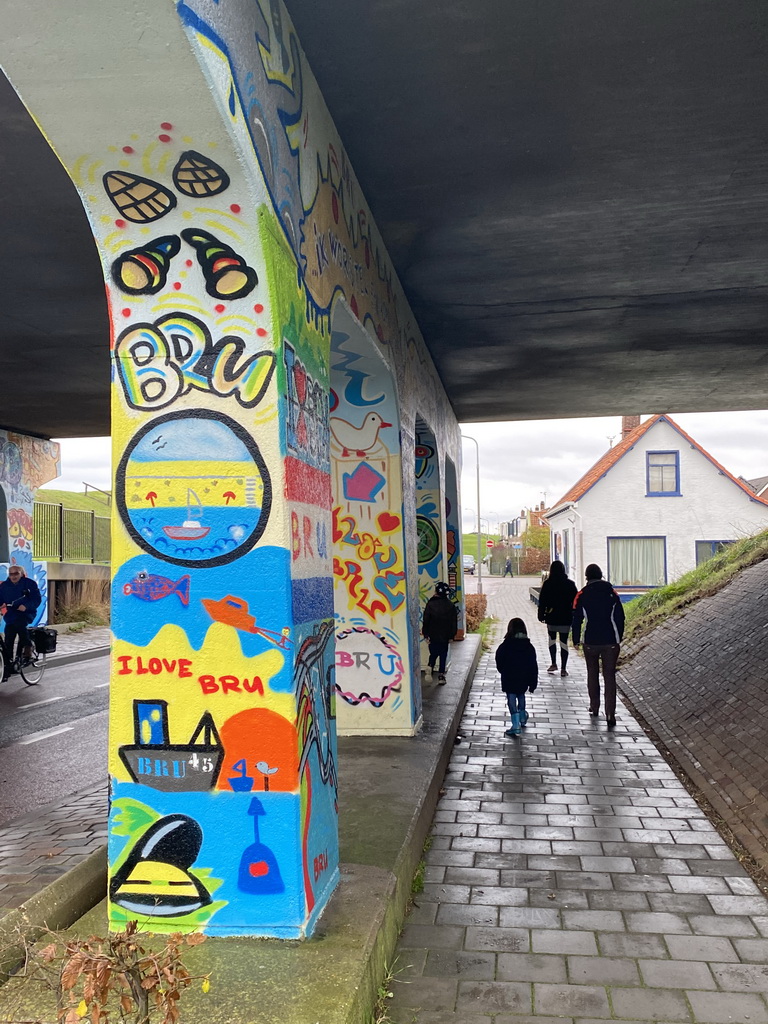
444,459,465,634
330,313,414,732
0,431,59,624
6,0,461,941
415,424,447,667
77,102,340,937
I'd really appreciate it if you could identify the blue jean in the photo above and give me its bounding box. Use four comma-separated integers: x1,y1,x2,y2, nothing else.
427,640,448,672
506,692,526,717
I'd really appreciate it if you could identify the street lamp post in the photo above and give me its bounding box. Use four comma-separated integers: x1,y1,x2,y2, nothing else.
461,434,482,595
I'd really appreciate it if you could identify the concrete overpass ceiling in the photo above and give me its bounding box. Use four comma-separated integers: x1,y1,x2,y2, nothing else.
283,0,768,421
0,74,108,437
1,2,767,436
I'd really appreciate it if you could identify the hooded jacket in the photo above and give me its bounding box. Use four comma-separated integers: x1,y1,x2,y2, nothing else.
572,579,625,646
495,634,538,694
422,595,458,644
537,574,578,626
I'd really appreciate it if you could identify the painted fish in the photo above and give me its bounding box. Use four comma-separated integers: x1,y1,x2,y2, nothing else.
123,571,190,606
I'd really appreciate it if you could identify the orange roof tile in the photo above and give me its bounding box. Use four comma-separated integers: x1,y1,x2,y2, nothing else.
547,414,768,513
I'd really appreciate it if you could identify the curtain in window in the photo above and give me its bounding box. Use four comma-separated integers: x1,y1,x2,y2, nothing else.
648,452,677,493
609,537,665,586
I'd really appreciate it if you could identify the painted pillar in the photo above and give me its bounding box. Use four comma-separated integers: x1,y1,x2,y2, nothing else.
444,459,464,639
415,423,446,666
0,431,60,624
2,0,464,931
330,307,414,734
2,0,338,938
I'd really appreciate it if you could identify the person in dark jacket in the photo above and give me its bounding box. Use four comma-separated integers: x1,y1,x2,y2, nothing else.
572,563,625,728
0,565,41,681
537,560,578,677
495,617,538,736
422,582,458,683
502,557,513,578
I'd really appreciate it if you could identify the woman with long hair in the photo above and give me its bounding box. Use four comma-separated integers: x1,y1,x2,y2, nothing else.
537,560,577,677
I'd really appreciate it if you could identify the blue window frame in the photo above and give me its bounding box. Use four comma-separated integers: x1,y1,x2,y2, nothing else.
607,536,667,587
695,540,735,566
646,450,680,496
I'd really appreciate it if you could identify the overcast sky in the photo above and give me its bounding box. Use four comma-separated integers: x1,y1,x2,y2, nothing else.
49,410,768,532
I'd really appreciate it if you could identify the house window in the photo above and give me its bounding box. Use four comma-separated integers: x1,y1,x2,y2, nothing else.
646,451,680,495
695,540,735,566
608,537,666,587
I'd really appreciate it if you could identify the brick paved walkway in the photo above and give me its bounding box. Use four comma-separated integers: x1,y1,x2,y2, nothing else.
49,624,110,661
0,785,107,917
390,576,768,1024
0,626,109,918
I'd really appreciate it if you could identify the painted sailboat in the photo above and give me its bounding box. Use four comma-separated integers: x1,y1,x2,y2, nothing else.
162,488,211,541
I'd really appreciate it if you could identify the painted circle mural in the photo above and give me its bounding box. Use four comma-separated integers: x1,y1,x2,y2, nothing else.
416,514,440,564
116,409,271,568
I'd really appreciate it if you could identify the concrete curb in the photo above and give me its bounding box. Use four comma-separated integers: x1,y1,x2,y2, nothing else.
0,847,106,977
340,637,483,1024
46,646,110,669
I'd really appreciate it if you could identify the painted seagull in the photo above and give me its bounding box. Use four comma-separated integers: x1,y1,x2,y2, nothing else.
330,411,392,457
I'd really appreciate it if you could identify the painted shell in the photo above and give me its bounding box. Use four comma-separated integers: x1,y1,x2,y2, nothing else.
172,150,230,197
103,171,177,223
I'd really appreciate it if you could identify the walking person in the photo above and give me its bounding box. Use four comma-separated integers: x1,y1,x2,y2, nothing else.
537,559,578,677
502,556,513,578
422,582,458,683
572,563,625,728
495,617,538,736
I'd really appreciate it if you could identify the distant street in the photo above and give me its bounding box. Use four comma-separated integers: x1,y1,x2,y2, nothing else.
0,654,108,827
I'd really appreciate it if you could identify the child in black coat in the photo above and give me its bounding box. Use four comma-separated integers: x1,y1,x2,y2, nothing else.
494,617,538,736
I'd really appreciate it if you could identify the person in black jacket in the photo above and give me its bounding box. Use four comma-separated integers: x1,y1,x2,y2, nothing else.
572,563,625,728
422,582,458,683
0,565,42,681
495,617,538,736
537,560,578,677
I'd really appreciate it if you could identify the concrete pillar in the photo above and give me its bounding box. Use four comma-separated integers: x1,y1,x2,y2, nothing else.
2,0,338,938
330,305,418,734
415,421,445,667
0,431,60,623
2,0,464,934
445,458,465,638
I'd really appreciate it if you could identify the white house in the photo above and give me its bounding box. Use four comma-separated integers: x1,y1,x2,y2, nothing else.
545,414,768,595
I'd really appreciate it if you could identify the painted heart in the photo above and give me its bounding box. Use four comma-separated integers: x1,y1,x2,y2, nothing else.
377,512,400,533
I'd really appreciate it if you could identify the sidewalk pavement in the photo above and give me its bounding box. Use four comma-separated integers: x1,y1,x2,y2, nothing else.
1,633,483,1024
47,624,110,664
389,576,768,1023
0,624,110,918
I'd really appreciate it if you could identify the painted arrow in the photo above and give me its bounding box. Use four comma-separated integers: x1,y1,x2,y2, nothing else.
342,462,386,502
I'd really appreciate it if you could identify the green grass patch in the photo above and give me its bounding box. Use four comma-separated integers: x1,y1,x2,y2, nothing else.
477,616,498,651
36,488,111,513
624,529,768,647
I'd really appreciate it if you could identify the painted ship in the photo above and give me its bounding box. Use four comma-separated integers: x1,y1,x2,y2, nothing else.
119,701,224,792
162,489,211,541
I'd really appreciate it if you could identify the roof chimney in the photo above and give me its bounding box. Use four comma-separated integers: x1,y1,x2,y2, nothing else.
622,415,641,439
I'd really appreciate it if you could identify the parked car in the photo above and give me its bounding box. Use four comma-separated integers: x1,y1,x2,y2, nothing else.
462,555,476,574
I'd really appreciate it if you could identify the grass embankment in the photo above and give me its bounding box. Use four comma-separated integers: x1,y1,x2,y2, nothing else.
36,488,111,513
623,529,768,647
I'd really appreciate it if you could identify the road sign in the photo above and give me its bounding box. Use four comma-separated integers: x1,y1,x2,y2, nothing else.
486,540,493,548
512,543,522,549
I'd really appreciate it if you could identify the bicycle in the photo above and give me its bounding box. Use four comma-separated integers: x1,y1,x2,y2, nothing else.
4,631,46,685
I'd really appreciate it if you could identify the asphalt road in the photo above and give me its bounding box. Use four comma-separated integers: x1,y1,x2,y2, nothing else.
0,654,108,827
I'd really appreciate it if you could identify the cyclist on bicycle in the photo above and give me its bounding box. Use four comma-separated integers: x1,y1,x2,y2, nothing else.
0,565,41,681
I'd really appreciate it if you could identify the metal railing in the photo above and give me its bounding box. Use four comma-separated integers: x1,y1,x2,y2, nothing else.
33,502,110,563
